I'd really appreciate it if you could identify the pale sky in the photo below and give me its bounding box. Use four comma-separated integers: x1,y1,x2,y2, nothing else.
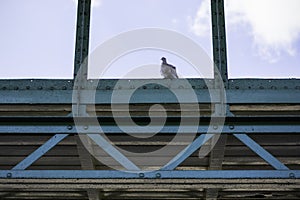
0,0,299,79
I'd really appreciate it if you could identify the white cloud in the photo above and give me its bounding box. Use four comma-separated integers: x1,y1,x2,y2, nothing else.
189,0,300,63
188,0,211,37
171,18,178,25
72,0,102,8
92,0,102,8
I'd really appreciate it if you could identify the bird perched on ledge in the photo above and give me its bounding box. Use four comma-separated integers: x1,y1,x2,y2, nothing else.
160,57,179,79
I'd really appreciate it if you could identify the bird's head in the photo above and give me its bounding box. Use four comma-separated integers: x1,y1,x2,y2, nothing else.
161,57,167,62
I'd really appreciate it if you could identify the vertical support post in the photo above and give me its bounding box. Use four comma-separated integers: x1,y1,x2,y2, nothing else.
211,0,228,87
76,136,102,200
73,1,97,199
74,0,91,78
73,0,91,120
205,135,228,200
209,1,228,198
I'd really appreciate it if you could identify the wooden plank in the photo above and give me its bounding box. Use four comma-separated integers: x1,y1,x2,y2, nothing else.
0,144,300,157
231,105,300,112
0,134,300,146
2,104,300,114
1,156,299,169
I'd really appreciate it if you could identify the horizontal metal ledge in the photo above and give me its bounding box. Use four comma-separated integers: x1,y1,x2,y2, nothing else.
1,170,299,179
0,89,300,104
227,89,300,104
229,79,300,90
0,89,216,104
1,116,299,134
0,124,299,134
0,78,299,90
1,116,299,122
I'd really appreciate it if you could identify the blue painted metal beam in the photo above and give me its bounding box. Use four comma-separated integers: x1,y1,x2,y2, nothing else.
234,134,289,170
0,89,214,104
227,89,300,104
2,170,299,179
12,134,69,170
1,89,300,104
229,79,300,90
1,124,300,134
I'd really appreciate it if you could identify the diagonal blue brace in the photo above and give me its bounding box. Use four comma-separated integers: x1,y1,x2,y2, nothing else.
12,134,69,170
161,134,215,170
88,134,140,171
234,134,289,170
